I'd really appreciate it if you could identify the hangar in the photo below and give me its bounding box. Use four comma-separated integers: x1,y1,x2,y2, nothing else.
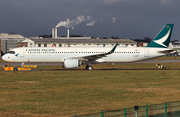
22,38,137,48
0,33,25,54
20,28,137,48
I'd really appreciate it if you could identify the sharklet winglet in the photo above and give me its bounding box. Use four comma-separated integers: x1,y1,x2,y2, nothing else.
109,43,118,53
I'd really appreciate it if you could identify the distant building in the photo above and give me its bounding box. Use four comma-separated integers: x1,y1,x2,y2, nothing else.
0,31,138,56
171,41,180,48
0,33,25,54
134,39,151,47
22,38,137,48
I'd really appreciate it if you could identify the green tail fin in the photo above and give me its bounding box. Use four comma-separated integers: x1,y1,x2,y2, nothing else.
146,24,174,48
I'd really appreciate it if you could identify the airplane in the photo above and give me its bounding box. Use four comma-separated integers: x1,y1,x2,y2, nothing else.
2,24,175,70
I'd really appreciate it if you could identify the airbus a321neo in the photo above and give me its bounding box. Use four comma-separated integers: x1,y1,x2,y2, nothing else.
2,24,175,70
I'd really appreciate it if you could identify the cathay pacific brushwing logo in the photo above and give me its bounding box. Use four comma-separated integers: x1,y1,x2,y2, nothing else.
154,28,171,47
15,53,19,57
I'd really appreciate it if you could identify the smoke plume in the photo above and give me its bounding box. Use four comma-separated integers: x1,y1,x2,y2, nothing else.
87,20,96,26
56,15,86,29
112,17,116,23
55,15,97,29
87,15,92,20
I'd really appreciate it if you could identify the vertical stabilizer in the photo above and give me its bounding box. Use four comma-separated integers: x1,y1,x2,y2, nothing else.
146,24,174,48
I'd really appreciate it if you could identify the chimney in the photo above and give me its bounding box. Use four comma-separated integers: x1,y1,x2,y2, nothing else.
55,28,57,38
67,29,69,38
52,28,58,39
52,28,55,38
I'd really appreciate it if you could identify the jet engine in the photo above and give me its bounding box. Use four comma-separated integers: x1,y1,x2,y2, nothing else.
63,59,82,68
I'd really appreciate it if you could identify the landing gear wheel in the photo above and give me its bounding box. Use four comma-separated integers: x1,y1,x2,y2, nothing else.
86,66,93,70
13,68,18,71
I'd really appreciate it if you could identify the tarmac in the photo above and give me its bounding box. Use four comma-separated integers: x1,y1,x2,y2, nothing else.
0,59,180,67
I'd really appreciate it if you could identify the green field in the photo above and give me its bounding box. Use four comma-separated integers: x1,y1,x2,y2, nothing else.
0,57,180,117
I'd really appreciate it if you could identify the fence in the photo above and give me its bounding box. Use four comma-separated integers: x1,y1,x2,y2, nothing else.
72,101,180,117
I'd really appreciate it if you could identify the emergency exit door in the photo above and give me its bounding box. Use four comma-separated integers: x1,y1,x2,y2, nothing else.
144,49,149,57
20,48,25,57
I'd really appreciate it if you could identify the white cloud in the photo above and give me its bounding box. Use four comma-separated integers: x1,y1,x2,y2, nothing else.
87,20,96,26
104,0,125,4
112,17,116,23
160,0,170,4
87,15,92,20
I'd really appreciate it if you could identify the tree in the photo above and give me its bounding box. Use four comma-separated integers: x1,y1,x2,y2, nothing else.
111,36,119,39
102,37,108,39
143,37,152,42
39,34,52,38
70,34,83,37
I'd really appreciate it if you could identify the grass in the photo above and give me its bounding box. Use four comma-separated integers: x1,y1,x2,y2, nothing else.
0,56,180,116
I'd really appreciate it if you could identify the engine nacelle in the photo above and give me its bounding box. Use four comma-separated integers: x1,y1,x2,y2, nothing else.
63,59,82,68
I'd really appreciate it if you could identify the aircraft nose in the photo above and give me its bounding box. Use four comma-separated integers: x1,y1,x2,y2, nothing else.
2,54,11,62
2,55,7,61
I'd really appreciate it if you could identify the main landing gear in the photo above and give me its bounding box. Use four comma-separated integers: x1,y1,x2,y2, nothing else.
85,66,93,70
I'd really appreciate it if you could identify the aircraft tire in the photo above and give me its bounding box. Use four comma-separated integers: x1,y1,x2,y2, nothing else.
14,68,18,71
87,66,93,70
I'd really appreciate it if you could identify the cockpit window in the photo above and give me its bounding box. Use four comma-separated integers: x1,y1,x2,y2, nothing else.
6,51,15,54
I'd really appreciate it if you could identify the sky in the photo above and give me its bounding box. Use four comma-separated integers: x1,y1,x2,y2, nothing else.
0,0,180,40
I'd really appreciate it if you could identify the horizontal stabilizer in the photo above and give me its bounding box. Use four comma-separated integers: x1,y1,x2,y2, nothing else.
158,49,176,54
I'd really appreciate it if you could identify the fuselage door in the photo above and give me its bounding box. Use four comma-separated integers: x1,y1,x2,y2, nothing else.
20,48,25,57
144,49,149,57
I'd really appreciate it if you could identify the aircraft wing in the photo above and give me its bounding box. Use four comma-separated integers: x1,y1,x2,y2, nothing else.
71,43,118,61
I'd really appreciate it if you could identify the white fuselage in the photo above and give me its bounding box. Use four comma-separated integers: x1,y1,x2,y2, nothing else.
2,46,169,63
